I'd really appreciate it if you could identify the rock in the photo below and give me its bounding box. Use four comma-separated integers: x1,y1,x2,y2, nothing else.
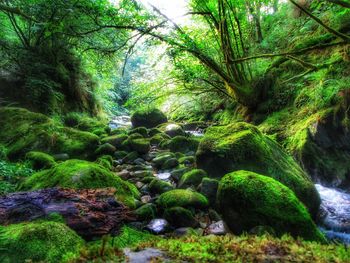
102,134,128,148
0,221,83,262
145,219,170,234
161,136,199,154
20,159,140,208
131,109,167,128
25,151,56,170
249,225,276,236
164,207,198,228
217,170,325,242
123,151,139,164
136,182,145,189
207,220,228,235
133,170,153,178
173,227,195,237
52,153,70,161
96,155,113,170
0,107,99,160
171,167,191,182
157,189,209,209
149,179,174,194
200,178,219,206
163,123,186,138
196,122,320,217
152,153,175,168
95,143,116,156
135,203,157,221
149,128,162,137
129,127,149,138
156,172,172,181
178,156,195,166
0,188,131,240
129,138,151,154
162,158,179,170
141,195,152,203
178,169,207,189
150,133,170,146
124,248,166,263
114,150,128,159
208,209,221,222
133,158,146,165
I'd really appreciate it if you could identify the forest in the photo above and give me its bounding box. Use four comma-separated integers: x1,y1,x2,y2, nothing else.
0,0,349,262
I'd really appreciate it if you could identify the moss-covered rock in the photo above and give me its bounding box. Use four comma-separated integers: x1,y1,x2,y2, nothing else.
149,179,174,194
135,203,157,221
171,167,191,182
158,123,186,138
20,160,139,208
162,158,179,170
196,122,320,216
101,134,128,148
163,207,198,228
217,170,325,242
131,108,167,128
0,107,99,160
114,151,128,159
149,128,162,137
161,136,200,153
94,143,116,156
95,155,113,170
178,156,195,166
25,151,56,170
122,151,139,164
63,112,108,134
0,221,84,262
128,138,151,154
152,152,175,168
129,127,149,138
178,169,207,189
150,133,170,145
158,189,208,209
200,177,219,206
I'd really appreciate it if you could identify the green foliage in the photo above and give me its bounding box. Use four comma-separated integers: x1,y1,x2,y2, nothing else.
141,234,350,262
0,221,84,263
217,170,325,242
20,159,139,208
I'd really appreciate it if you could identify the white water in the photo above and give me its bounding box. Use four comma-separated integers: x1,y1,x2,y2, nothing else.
109,115,132,129
316,184,350,244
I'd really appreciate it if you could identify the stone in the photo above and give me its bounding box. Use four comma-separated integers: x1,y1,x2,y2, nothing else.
207,221,228,235
145,219,170,234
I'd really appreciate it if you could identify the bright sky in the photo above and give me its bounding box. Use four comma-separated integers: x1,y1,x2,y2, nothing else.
138,0,188,20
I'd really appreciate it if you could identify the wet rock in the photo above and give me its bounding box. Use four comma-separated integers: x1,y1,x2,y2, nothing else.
133,170,153,178
164,123,186,138
200,178,219,206
145,219,170,234
171,167,191,182
136,182,145,189
135,203,157,221
156,172,172,181
122,151,139,164
162,158,179,170
134,158,146,165
164,207,198,228
152,153,175,168
149,179,174,194
141,195,152,203
124,248,166,263
207,220,228,235
95,143,116,156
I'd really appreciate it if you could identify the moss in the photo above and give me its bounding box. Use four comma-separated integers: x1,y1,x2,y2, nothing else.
94,143,116,157
129,127,149,138
152,152,175,168
101,134,128,148
95,155,113,170
158,123,186,138
25,151,56,170
0,107,100,160
217,170,325,242
149,179,174,194
128,138,151,154
149,128,162,137
140,234,350,263
178,169,207,189
20,159,139,208
157,189,208,209
161,158,179,170
150,133,170,145
122,151,139,164
0,144,7,160
161,136,200,153
131,108,167,128
178,156,195,166
196,122,320,216
163,207,197,228
63,111,108,134
0,221,84,263
170,167,191,182
200,177,219,206
135,203,157,221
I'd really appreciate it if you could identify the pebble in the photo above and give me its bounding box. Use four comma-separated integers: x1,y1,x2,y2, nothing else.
141,195,152,203
207,220,228,235
146,219,169,234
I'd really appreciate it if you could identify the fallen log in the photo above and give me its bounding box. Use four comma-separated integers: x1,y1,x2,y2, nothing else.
0,188,132,240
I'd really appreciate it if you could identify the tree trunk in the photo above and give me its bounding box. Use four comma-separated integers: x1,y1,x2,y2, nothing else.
0,188,132,240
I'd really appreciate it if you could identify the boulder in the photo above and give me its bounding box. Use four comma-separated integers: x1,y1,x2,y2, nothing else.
200,177,219,206
135,203,157,221
149,179,174,194
196,122,320,216
157,189,208,209
163,207,198,228
131,109,167,128
0,221,83,262
94,143,116,156
217,170,325,242
20,159,139,208
25,151,56,170
161,136,200,154
178,169,207,189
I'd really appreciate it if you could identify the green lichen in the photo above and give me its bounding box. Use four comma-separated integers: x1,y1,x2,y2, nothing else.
20,159,139,208
178,169,207,188
0,221,84,263
196,122,320,216
25,151,56,170
217,170,325,242
157,189,208,209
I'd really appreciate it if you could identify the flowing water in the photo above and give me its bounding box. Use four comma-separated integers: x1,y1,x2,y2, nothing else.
315,184,350,244
109,115,132,129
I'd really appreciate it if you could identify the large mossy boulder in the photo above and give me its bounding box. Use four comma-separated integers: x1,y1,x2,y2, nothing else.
196,122,320,216
131,108,167,128
0,107,99,159
20,160,139,208
157,189,208,209
0,221,84,262
217,170,325,242
161,136,200,153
